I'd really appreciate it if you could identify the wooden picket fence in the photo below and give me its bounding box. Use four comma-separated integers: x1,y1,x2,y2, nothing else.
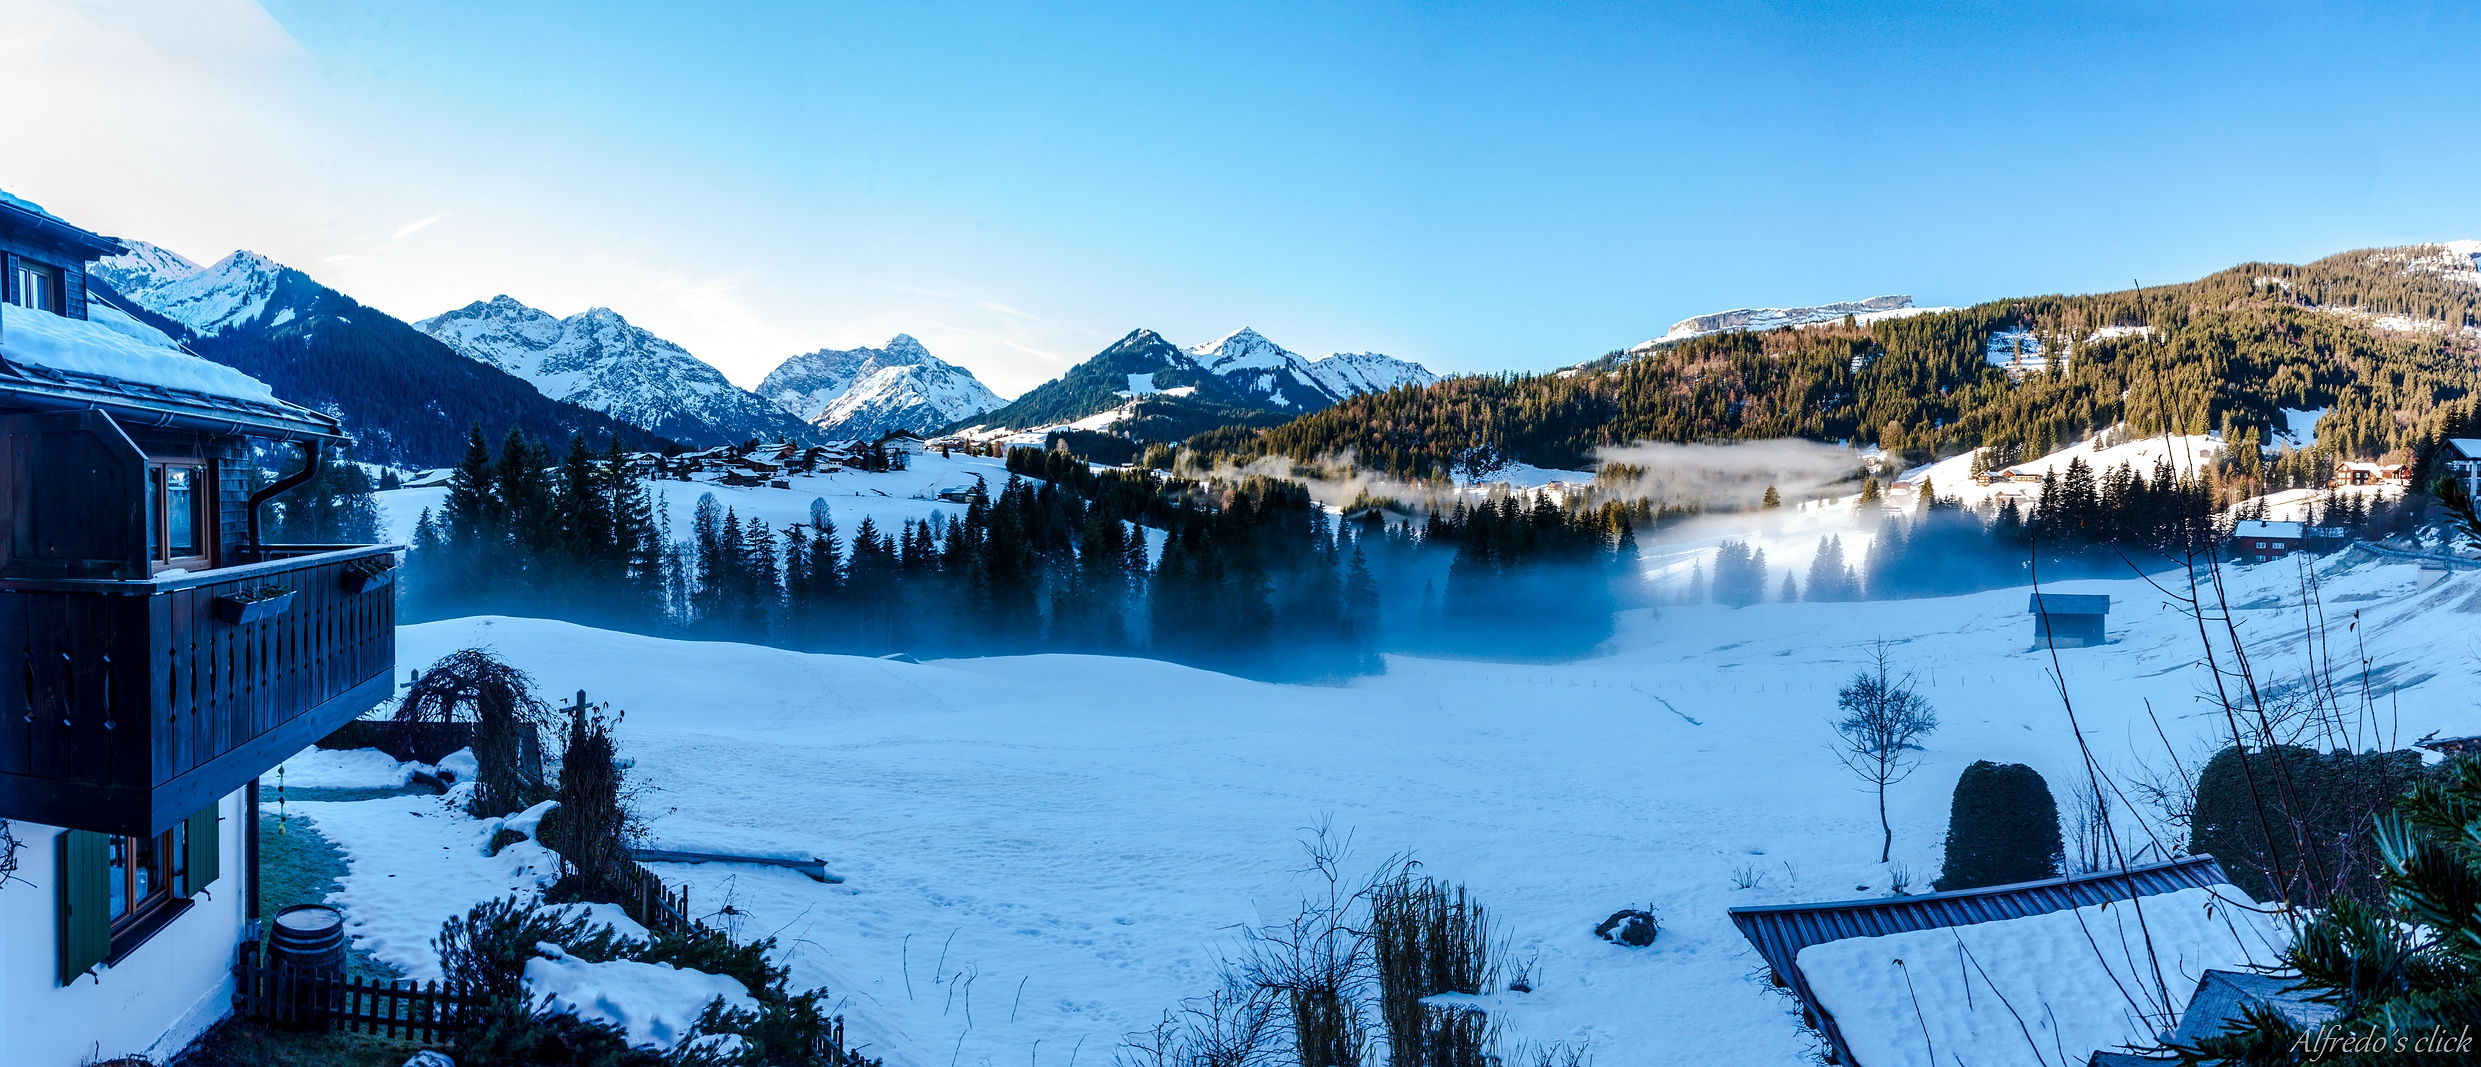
232,939,485,1042
231,854,879,1065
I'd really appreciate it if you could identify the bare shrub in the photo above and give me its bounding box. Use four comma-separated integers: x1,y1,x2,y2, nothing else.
0,820,22,887
1117,971,1282,1067
1244,820,1372,1067
1370,870,1499,1067
1729,862,1768,890
396,648,550,817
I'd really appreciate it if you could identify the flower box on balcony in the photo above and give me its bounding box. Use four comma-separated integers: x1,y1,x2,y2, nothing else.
341,557,395,594
214,587,296,625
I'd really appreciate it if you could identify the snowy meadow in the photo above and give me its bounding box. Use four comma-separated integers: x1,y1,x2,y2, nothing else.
285,540,2472,1065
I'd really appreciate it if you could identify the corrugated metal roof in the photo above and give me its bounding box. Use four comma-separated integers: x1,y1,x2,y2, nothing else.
1729,855,2230,1066
2028,592,2111,616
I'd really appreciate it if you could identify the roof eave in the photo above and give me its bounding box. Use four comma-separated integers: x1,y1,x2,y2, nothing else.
0,201,125,262
0,366,347,444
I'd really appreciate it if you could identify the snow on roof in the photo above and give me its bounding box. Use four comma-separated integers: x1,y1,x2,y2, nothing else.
1,302,276,403
2445,437,2481,459
1795,885,2286,1067
2232,520,2306,538
0,188,62,222
2028,593,2110,615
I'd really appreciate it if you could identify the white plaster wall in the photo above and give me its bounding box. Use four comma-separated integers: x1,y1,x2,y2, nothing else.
0,788,246,1067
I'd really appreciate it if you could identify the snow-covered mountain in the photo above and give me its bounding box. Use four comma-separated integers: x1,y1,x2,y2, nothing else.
88,243,294,338
415,296,812,448
1632,295,1948,352
85,242,666,466
1299,349,1436,398
973,326,1436,433
756,335,1003,440
1183,327,1437,410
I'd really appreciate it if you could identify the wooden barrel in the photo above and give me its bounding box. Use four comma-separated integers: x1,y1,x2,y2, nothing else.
270,905,346,1028
271,904,348,972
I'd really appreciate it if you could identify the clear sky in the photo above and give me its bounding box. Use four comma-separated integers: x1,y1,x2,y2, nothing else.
6,1,2478,396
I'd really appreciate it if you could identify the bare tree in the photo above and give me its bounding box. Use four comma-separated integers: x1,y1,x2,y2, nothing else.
1832,640,1939,863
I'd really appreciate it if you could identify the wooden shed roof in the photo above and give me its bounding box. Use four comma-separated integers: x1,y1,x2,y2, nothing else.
1729,855,2230,1067
2028,592,2111,616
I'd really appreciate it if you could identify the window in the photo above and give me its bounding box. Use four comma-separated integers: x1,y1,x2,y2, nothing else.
2254,540,2267,549
11,258,63,314
2271,541,2285,550
147,460,215,571
107,826,186,931
58,806,219,983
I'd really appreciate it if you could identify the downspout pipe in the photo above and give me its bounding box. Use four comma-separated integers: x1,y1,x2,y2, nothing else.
248,440,321,553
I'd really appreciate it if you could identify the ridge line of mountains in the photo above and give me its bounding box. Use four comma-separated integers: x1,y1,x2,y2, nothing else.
84,239,1440,467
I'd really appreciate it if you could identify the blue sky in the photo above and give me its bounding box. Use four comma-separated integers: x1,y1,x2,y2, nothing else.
7,2,2479,393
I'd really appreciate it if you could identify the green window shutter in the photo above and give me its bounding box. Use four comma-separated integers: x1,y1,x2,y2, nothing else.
57,830,111,985
186,803,221,896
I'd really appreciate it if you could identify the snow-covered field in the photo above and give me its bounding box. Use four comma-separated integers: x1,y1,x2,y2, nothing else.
289,546,2475,1065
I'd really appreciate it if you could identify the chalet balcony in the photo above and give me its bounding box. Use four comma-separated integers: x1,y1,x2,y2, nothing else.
0,545,398,837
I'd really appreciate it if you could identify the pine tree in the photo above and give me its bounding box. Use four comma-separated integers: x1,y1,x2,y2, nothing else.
443,426,498,540
1761,485,1782,509
1806,536,1851,602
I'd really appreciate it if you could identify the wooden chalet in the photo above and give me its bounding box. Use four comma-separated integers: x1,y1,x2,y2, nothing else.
0,191,398,1061
2230,519,2307,564
2443,438,2481,501
2327,461,2411,489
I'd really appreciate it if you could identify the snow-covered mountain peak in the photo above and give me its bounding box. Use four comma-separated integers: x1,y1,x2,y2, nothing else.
88,243,294,337
755,334,1003,440
89,239,201,290
881,333,933,361
1187,326,1303,374
416,296,810,448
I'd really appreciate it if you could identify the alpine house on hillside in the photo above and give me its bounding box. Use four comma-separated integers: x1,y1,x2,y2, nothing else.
0,192,398,1063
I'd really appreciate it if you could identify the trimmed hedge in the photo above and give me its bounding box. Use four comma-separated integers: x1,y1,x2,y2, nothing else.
2190,744,2428,906
1934,761,2063,891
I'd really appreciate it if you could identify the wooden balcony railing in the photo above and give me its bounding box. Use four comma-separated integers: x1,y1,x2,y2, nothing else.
0,545,400,836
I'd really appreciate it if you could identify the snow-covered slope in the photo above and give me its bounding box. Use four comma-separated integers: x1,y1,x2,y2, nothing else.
1632,295,1951,352
416,296,813,448
88,242,290,338
755,335,1003,440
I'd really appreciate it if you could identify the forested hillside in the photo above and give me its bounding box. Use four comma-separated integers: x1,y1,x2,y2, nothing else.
1201,245,2481,488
